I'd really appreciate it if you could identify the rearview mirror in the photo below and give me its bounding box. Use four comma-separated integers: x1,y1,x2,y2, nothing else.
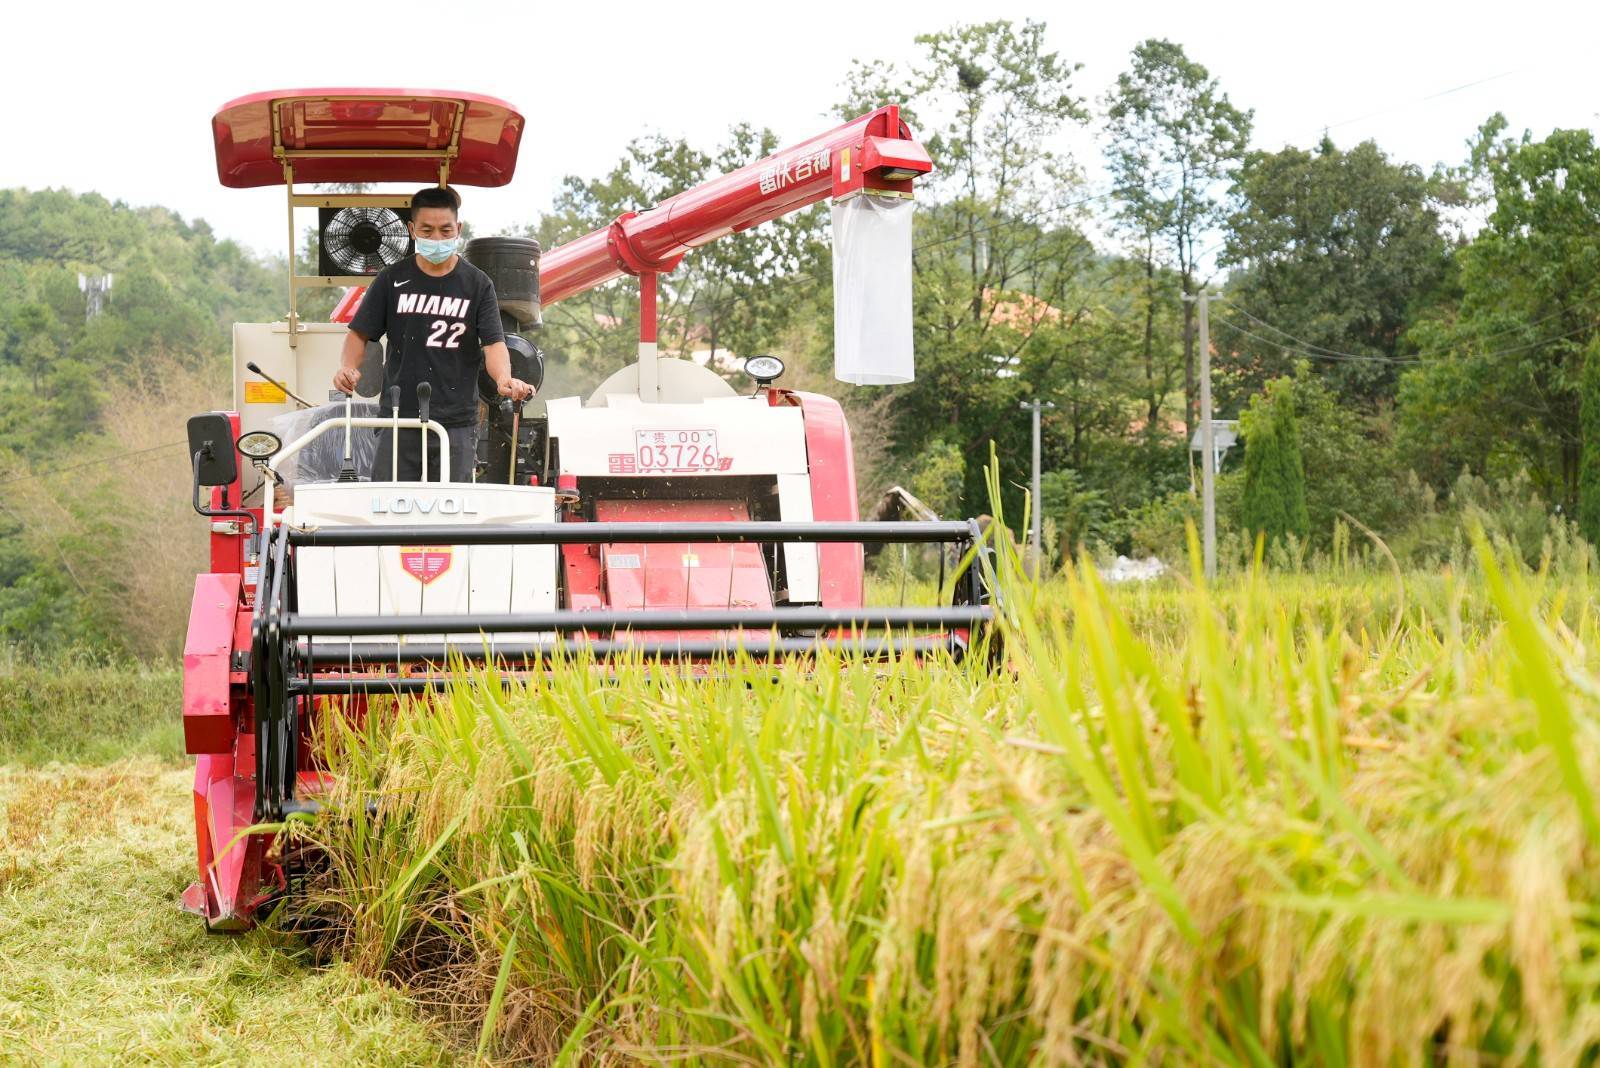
187,413,238,487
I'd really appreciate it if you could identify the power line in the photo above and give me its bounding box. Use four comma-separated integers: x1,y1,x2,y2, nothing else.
1316,68,1526,137
0,440,187,488
1232,300,1583,362
1213,308,1595,368
1213,317,1421,364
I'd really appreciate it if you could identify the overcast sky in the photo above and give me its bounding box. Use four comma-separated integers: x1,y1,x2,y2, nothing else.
4,0,1596,260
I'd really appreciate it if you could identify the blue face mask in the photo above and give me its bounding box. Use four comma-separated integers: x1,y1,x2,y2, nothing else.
414,235,459,264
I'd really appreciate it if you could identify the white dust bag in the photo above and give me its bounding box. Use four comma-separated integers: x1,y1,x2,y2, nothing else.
832,194,915,385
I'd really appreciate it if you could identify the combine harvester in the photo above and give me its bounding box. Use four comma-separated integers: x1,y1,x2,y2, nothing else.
182,88,995,929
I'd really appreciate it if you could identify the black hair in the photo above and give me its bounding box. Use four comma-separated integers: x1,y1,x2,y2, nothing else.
411,186,461,216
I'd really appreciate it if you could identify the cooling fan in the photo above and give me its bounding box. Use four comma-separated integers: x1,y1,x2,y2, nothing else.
317,206,412,276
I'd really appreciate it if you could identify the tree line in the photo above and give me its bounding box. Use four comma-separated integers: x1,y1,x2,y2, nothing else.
533,20,1599,568
2,18,1596,650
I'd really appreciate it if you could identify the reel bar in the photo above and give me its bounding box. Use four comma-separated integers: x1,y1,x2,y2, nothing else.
300,633,962,667
287,605,989,637
288,520,979,547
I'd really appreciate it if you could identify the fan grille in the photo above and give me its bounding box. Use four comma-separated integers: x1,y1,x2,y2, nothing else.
318,207,411,275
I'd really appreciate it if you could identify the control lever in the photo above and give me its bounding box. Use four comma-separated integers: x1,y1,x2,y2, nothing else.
336,390,358,482
507,397,523,485
388,385,401,482
416,381,432,484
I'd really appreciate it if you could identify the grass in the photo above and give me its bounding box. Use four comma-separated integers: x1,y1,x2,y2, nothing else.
0,651,183,765
0,655,462,1065
0,759,460,1066
274,527,1600,1065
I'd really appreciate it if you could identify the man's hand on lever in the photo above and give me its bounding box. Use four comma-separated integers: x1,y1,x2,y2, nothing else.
334,329,367,394
332,365,361,394
498,377,536,403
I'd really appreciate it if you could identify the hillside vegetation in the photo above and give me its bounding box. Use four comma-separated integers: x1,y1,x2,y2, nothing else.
0,189,279,655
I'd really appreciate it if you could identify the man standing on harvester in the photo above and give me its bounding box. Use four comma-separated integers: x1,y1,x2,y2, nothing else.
332,186,536,482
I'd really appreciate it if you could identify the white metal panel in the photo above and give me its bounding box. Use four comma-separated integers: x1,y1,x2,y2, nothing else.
546,395,809,476
417,538,470,645
469,545,513,616
232,322,352,499
777,473,820,604
507,545,559,647
379,545,422,615
287,483,557,655
585,357,739,406
297,547,337,615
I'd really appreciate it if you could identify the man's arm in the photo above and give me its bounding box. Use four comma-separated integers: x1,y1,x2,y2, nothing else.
484,341,534,402
477,276,532,401
333,329,367,394
334,278,388,394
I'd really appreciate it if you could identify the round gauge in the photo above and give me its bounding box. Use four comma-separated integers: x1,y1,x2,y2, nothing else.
236,430,282,460
744,355,785,383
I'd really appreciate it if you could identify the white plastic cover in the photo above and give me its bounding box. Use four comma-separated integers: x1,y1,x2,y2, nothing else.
269,400,381,489
832,194,915,385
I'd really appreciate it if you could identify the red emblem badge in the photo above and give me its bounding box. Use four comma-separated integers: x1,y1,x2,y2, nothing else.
399,546,452,585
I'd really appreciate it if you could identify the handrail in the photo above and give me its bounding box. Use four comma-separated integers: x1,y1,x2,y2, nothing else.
262,415,451,526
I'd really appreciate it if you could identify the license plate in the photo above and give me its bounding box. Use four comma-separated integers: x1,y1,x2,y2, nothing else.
633,429,721,473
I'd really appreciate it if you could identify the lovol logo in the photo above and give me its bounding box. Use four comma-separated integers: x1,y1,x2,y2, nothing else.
371,495,480,516
399,546,452,585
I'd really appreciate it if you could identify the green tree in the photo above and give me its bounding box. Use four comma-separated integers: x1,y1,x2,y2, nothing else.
1580,336,1600,544
1397,120,1600,506
837,20,1098,515
8,303,60,391
1220,137,1453,407
1040,467,1113,557
908,438,966,517
1105,38,1252,436
1279,368,1404,543
1239,377,1309,546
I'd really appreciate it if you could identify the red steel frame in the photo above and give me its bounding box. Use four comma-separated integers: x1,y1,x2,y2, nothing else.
185,90,933,928
538,104,928,305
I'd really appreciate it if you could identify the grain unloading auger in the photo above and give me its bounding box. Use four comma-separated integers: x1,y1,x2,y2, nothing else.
181,88,996,929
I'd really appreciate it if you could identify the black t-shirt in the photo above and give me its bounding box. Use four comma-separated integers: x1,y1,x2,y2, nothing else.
348,257,505,428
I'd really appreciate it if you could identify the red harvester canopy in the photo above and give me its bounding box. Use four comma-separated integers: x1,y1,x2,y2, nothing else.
211,88,525,188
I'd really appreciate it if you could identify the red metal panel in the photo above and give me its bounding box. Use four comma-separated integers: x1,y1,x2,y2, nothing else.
540,107,930,306
212,88,525,188
204,758,265,928
560,512,606,613
331,286,365,323
779,390,863,609
594,500,773,637
183,573,241,754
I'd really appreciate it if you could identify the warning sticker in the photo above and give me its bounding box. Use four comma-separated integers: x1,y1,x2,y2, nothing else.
605,553,641,569
245,380,287,404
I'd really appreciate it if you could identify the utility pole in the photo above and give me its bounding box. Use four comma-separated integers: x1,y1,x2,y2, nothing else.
1019,399,1055,576
1182,291,1218,580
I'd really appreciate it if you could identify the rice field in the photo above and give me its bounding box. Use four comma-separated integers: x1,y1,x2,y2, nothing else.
277,530,1600,1065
